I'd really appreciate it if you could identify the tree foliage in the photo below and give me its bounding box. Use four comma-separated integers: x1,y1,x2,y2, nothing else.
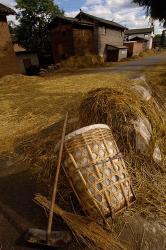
15,0,64,51
160,30,166,46
153,34,161,46
133,0,166,26
8,21,17,34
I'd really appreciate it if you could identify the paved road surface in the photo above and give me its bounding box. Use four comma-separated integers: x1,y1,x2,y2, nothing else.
79,53,166,76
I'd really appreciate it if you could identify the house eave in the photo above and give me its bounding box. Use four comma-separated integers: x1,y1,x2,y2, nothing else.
48,15,94,30
0,3,16,16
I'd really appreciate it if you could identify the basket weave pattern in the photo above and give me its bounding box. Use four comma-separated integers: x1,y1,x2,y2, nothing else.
64,127,135,219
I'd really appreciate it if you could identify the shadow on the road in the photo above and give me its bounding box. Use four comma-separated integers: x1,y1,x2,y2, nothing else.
0,168,71,249
0,171,46,229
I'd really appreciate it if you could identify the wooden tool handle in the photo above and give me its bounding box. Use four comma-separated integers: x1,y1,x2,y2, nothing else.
47,112,68,239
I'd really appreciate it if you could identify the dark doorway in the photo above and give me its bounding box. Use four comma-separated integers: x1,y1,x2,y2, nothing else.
23,58,39,76
23,58,32,69
105,45,119,62
106,48,119,62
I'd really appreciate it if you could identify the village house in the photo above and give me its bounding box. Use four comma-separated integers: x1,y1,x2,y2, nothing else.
0,3,20,77
49,11,127,63
124,37,149,57
11,34,39,74
124,27,154,50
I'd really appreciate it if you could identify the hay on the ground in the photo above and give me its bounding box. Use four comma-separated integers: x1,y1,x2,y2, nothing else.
3,71,165,249
35,194,125,250
60,54,104,69
13,77,166,223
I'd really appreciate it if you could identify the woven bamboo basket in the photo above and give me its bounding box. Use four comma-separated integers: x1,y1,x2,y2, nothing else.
63,124,135,220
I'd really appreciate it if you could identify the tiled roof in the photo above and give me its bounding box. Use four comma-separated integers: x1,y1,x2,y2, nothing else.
0,3,15,15
76,11,126,30
125,28,154,35
48,15,94,29
129,36,149,41
107,44,127,49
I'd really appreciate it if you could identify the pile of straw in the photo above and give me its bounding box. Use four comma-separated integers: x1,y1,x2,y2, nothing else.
79,84,166,222
35,194,124,250
7,73,165,248
14,77,165,223
60,54,104,69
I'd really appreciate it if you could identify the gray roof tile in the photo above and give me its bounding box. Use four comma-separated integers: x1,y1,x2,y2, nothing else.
76,11,126,30
125,28,154,35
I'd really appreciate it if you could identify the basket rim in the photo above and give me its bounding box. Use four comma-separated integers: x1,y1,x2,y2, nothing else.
65,124,110,141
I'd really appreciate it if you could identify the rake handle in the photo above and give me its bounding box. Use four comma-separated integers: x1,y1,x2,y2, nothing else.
47,112,68,240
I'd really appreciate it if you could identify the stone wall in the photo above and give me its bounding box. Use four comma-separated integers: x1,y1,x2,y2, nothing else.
118,48,128,61
97,26,124,60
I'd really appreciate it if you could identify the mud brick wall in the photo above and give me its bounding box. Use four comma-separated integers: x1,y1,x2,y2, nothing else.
50,23,74,63
73,28,95,55
124,41,144,56
0,15,20,77
50,24,95,63
133,42,144,54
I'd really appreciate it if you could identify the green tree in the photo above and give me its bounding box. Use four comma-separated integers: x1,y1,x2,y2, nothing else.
160,30,166,46
132,0,166,26
8,21,17,34
15,0,64,52
153,34,161,47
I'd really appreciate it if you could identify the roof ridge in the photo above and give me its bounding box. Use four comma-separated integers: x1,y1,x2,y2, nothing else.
126,27,153,31
80,11,118,24
125,27,154,35
76,11,126,30
52,14,94,24
48,15,94,30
